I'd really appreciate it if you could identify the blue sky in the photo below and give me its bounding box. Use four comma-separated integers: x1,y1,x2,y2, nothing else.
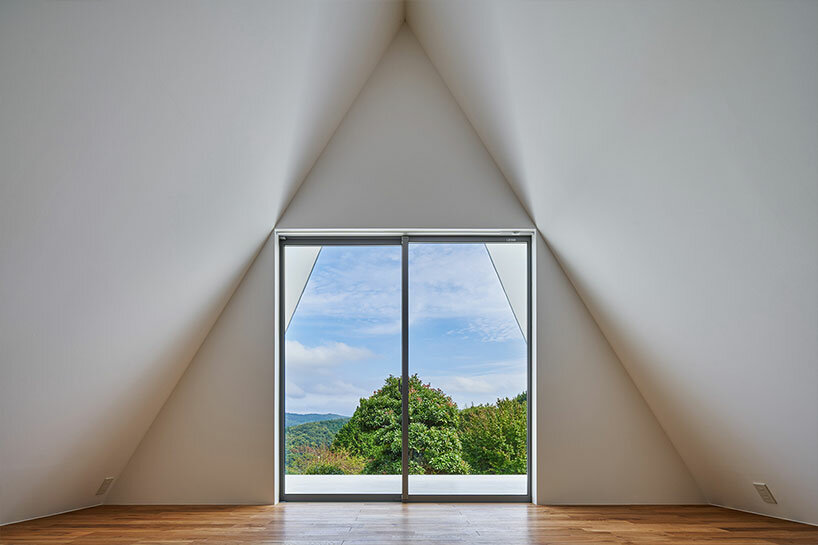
285,243,527,416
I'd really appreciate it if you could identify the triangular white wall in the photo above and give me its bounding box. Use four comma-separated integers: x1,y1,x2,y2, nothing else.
109,23,702,505
284,246,322,330
276,26,530,230
486,243,528,341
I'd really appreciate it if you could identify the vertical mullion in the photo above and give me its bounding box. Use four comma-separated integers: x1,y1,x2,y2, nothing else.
401,235,409,501
526,238,532,501
278,240,286,500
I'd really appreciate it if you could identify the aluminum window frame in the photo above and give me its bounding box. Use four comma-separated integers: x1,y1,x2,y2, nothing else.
279,234,532,503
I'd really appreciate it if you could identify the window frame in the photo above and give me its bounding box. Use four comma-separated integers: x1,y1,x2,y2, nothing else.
278,233,533,503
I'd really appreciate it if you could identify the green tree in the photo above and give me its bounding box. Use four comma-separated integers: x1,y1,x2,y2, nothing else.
285,418,351,474
459,393,527,474
333,375,470,475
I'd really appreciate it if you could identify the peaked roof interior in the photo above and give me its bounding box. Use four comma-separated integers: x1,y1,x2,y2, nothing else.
106,22,701,509
1,0,815,526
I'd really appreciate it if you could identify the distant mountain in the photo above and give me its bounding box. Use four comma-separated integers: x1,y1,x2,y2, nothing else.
286,419,349,450
285,418,351,474
285,412,350,428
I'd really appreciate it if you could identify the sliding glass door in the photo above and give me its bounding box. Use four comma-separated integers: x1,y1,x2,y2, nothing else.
407,240,529,497
280,235,530,501
281,240,402,498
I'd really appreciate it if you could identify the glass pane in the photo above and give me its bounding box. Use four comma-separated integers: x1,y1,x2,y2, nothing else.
407,242,528,496
284,244,402,495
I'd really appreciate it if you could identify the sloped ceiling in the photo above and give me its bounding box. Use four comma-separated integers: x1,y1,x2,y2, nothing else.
0,0,402,524
408,0,818,523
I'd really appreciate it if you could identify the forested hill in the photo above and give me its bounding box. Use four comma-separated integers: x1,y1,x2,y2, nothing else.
285,412,349,428
285,418,349,451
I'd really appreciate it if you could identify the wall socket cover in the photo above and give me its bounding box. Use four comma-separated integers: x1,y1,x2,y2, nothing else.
96,477,115,496
752,482,777,504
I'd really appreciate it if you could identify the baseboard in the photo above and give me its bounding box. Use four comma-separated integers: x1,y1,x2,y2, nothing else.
538,502,706,506
105,501,270,506
1,503,102,527
710,503,817,528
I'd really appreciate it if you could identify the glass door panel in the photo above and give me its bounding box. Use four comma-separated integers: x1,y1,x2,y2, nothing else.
282,243,402,497
407,242,529,497
281,236,530,500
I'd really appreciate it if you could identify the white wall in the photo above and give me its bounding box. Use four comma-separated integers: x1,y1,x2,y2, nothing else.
409,0,817,522
486,243,528,341
111,23,702,506
107,236,278,504
536,235,701,504
277,26,531,230
284,246,322,329
0,0,403,524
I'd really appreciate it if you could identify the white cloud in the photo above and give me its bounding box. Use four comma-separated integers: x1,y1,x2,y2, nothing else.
286,380,306,399
408,244,523,342
448,358,526,373
311,380,362,395
290,244,525,342
358,319,402,335
285,340,374,367
285,391,364,416
292,247,401,322
285,377,384,416
444,376,497,394
408,245,505,316
428,367,527,408
447,317,522,343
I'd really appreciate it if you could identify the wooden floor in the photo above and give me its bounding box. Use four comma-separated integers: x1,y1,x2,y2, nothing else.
2,503,817,545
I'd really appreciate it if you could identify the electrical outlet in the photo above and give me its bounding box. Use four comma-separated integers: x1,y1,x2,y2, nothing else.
96,477,114,496
753,482,777,504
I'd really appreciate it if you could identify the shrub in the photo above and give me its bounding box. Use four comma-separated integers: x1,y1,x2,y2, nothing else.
289,445,365,475
460,394,527,474
305,463,344,475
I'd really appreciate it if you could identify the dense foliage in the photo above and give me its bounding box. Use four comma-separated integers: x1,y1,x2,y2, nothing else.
333,375,470,475
286,418,348,451
459,392,527,474
285,419,354,474
285,377,527,476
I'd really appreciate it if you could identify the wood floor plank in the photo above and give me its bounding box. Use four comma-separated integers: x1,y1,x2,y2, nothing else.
1,504,816,545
